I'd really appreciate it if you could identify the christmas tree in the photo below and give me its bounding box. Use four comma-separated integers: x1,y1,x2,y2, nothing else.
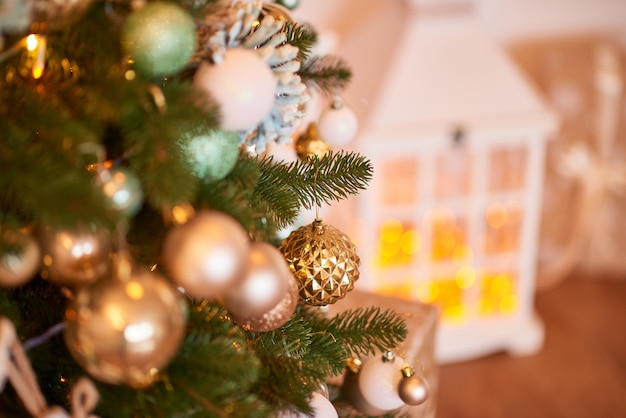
0,1,427,416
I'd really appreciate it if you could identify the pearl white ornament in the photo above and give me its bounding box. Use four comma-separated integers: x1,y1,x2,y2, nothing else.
275,392,338,418
317,100,358,147
358,354,405,412
163,211,250,299
224,241,291,318
194,48,277,132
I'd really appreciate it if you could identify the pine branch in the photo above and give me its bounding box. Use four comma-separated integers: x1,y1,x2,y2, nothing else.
254,151,373,215
309,306,408,357
299,55,352,95
284,22,318,62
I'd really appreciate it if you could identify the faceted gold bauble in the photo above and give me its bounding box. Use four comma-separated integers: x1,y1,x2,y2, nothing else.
279,219,359,306
64,267,187,388
294,123,331,162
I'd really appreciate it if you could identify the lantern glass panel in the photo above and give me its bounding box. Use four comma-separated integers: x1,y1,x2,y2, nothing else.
488,145,528,192
429,210,468,261
483,203,523,254
435,150,472,198
378,157,418,206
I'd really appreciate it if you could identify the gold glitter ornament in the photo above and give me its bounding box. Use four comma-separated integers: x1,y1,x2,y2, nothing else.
32,0,94,30
279,218,359,306
64,256,187,388
295,123,331,162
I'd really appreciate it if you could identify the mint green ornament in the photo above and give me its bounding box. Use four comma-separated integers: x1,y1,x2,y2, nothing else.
276,0,301,10
121,2,196,77
183,129,240,183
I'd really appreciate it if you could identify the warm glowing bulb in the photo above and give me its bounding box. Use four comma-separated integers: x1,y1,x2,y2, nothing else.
26,34,39,51
487,203,508,229
455,267,476,289
400,230,421,254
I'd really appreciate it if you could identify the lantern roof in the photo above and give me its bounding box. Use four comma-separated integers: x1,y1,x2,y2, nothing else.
353,9,557,140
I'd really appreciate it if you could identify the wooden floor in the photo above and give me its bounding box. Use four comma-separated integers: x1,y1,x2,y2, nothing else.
436,274,626,418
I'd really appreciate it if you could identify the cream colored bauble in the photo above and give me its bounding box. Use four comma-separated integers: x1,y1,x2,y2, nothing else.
163,210,250,299
194,48,277,132
223,241,292,319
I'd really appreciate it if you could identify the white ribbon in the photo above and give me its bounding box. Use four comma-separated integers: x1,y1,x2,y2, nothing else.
537,142,626,289
0,317,99,418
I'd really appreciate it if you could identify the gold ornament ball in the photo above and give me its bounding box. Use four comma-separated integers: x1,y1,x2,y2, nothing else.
64,267,187,388
163,210,250,300
0,230,41,287
32,0,94,29
230,271,299,332
279,219,359,306
294,123,331,162
398,370,429,406
40,225,111,287
224,241,292,318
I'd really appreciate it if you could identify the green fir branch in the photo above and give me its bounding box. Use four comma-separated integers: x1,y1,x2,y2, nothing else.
299,55,353,95
254,151,372,216
309,306,408,357
284,22,318,61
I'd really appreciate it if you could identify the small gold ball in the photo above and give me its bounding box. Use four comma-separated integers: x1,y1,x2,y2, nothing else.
294,123,331,162
398,374,429,406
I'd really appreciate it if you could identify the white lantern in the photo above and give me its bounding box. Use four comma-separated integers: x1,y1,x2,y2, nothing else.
334,7,558,363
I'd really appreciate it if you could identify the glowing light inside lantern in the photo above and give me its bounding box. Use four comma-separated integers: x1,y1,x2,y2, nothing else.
479,273,518,316
430,211,466,261
376,219,421,267
415,278,469,323
484,203,523,254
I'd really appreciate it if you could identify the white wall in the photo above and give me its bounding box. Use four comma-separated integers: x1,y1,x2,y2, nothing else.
296,0,626,46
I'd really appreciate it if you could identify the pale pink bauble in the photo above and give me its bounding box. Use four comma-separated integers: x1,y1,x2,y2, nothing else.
229,273,298,333
317,104,358,146
163,210,250,299
194,48,276,132
224,241,292,319
357,355,405,412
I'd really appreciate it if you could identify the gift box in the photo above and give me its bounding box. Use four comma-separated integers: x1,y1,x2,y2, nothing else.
327,290,439,418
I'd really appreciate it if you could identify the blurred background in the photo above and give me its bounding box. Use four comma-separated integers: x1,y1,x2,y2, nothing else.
290,0,626,417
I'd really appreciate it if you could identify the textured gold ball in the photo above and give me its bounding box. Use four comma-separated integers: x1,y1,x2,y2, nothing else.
279,219,359,306
64,267,187,388
294,123,331,162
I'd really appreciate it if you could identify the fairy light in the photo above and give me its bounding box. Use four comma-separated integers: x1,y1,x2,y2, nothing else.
26,34,39,51
455,266,476,290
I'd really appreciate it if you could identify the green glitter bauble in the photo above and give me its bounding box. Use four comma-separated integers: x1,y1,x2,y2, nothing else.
121,2,196,77
183,129,240,183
